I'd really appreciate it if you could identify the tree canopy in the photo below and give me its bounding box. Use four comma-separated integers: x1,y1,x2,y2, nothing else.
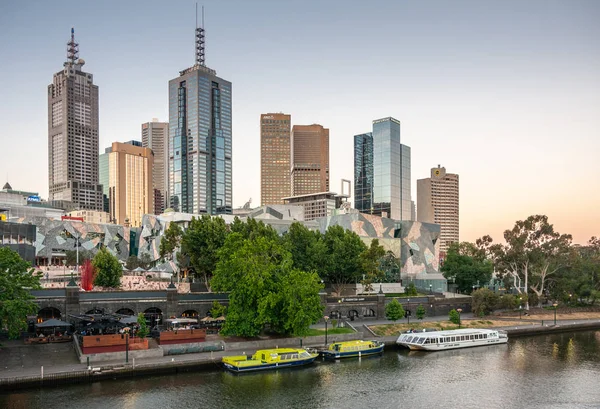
385,298,405,322
92,248,122,288
360,239,386,292
320,225,367,295
441,242,493,294
0,247,42,339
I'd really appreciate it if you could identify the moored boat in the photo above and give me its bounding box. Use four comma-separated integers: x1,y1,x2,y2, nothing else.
396,328,508,351
320,340,385,359
222,348,319,373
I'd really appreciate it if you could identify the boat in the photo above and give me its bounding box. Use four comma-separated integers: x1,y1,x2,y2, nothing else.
320,340,385,359
396,328,508,351
222,348,319,373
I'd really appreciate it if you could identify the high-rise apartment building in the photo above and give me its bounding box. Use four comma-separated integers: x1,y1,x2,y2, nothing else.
260,113,291,205
168,21,232,214
108,142,154,227
353,117,411,220
48,28,103,210
291,124,329,196
417,165,459,254
142,119,169,214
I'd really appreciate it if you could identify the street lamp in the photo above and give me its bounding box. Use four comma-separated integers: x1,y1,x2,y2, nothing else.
429,284,432,294
519,297,522,319
568,293,572,306
406,299,410,325
457,308,462,329
553,303,558,325
324,316,330,345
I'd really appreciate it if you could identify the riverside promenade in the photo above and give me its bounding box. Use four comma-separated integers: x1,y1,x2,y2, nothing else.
2,314,600,391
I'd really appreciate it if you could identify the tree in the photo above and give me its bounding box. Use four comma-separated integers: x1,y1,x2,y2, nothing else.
321,225,367,296
209,300,226,318
136,312,149,338
448,309,460,325
385,298,405,322
92,248,122,288
360,239,386,292
404,282,418,296
471,288,499,316
441,242,493,294
282,222,325,273
0,248,42,339
159,221,183,261
181,215,228,291
212,235,323,337
380,251,401,282
416,304,426,320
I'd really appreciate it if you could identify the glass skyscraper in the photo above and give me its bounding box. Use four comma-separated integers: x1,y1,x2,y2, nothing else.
353,117,411,221
168,35,232,214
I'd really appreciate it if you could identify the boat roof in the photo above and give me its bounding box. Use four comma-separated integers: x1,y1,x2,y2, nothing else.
255,348,307,354
332,340,376,346
402,328,499,337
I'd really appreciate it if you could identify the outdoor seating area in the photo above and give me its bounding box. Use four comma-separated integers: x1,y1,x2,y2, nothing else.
26,318,74,344
39,274,190,292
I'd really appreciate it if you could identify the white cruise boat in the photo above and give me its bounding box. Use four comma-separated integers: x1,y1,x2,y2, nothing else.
396,328,508,351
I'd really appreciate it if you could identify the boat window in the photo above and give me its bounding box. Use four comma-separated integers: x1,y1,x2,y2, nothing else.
407,336,413,343
483,334,487,339
299,351,310,358
262,354,266,360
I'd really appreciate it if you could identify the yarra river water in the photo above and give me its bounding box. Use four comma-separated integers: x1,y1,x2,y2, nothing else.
2,330,600,409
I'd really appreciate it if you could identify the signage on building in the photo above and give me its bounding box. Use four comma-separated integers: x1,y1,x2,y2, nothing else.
262,115,274,120
341,297,366,302
27,195,41,202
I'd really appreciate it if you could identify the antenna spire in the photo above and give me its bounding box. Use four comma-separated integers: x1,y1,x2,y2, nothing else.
67,27,79,64
195,5,205,66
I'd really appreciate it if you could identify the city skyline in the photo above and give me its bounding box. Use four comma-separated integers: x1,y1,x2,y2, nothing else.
0,0,598,244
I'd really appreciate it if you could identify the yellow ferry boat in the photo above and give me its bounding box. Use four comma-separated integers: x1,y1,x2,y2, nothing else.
222,348,319,373
320,340,385,360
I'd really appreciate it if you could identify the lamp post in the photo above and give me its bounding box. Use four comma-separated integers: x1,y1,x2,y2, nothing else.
457,308,462,329
519,297,522,319
429,284,432,294
407,299,410,325
125,333,129,363
568,293,572,306
324,316,329,345
553,303,558,325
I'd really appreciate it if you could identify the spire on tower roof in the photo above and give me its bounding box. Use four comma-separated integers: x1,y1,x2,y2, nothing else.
195,4,205,66
67,27,79,64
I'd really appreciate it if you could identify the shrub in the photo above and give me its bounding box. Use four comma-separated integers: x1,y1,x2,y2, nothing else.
385,299,405,322
449,309,460,325
472,288,499,316
404,282,418,296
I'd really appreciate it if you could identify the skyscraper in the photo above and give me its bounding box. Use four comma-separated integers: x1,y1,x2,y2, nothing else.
48,28,103,210
260,113,291,205
353,117,412,220
142,119,169,214
291,124,329,196
417,165,459,254
168,18,232,214
108,142,154,227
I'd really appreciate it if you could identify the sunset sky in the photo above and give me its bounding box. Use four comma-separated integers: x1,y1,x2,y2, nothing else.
0,0,598,245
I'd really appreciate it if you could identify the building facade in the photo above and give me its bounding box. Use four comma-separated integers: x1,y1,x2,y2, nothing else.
353,117,412,221
108,142,154,227
417,165,459,254
66,210,111,224
142,119,169,214
291,124,329,196
168,24,232,215
260,113,291,205
48,28,103,211
283,192,343,221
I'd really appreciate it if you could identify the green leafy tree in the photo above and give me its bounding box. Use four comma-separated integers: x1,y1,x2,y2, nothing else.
136,312,149,338
360,239,386,292
159,222,183,261
448,309,460,325
471,288,499,316
92,248,122,288
404,282,418,296
282,222,326,273
229,217,280,242
416,304,426,320
321,225,367,296
181,215,228,291
209,300,227,318
441,242,494,294
0,248,42,339
380,251,401,282
385,298,405,322
212,235,322,337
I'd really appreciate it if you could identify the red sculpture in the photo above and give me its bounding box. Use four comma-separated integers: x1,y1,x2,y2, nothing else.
80,259,95,291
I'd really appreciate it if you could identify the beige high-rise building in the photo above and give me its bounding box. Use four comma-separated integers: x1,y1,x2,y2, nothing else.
260,113,291,205
291,124,329,196
142,119,168,214
108,142,154,227
417,165,459,254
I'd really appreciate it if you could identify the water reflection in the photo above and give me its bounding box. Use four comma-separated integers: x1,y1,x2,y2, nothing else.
1,331,599,409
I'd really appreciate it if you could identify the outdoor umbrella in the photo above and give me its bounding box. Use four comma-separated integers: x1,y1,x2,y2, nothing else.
35,319,72,328
120,316,139,324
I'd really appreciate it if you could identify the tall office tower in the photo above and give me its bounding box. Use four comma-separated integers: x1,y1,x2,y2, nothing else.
260,113,291,205
168,17,232,214
291,124,329,196
353,117,411,220
108,142,154,227
142,119,169,214
417,165,459,253
98,147,110,213
48,28,103,210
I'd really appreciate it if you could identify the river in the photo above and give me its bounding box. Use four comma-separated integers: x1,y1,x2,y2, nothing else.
2,330,600,409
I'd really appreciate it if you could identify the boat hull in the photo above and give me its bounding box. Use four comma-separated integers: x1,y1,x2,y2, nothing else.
223,356,318,373
396,328,508,352
401,338,507,351
321,344,384,359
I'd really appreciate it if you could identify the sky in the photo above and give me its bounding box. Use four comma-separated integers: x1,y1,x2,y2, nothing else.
0,0,598,245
